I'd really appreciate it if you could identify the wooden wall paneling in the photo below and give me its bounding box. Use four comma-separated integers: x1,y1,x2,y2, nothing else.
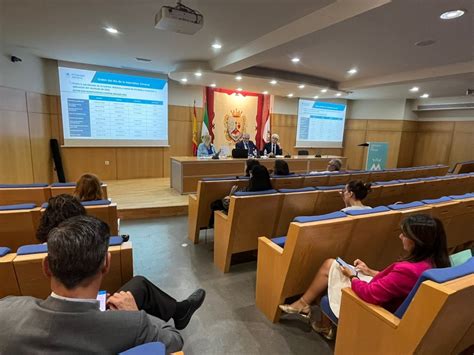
413,132,453,166
116,148,164,179
412,121,455,167
271,113,297,154
397,131,417,167
26,92,52,114
448,121,474,167
0,110,34,183
342,120,367,170
366,119,404,131
0,87,27,111
28,113,53,183
61,148,117,181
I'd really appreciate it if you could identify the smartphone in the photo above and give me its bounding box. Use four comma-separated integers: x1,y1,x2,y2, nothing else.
97,290,107,311
336,257,357,276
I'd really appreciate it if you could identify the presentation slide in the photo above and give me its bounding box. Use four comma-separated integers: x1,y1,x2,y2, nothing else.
59,66,168,146
296,99,347,148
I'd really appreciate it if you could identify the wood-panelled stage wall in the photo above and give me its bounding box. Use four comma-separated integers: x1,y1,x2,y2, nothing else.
1,85,473,183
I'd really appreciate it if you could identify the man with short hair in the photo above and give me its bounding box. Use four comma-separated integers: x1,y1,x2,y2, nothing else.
262,133,283,156
236,133,258,155
0,215,204,353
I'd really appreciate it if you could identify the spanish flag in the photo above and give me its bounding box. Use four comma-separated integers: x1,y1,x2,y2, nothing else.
192,100,198,156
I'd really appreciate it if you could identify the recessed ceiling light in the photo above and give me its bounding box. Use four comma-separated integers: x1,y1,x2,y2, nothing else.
287,93,294,98
313,95,319,99
347,68,358,75
181,78,188,83
237,88,243,92
440,9,465,20
235,75,242,81
210,83,216,88
270,79,277,85
420,93,430,98
135,57,152,63
335,93,342,97
263,91,268,95
211,43,222,49
298,84,305,89
409,86,419,92
415,39,436,47
291,57,300,63
194,71,202,77
321,88,328,93
104,27,119,34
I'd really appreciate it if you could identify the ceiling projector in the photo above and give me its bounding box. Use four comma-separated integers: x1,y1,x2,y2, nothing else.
155,1,204,35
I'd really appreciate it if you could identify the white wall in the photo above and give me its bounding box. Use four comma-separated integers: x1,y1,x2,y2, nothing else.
168,80,203,107
349,99,407,120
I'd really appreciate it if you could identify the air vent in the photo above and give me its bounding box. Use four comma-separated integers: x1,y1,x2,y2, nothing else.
416,102,474,111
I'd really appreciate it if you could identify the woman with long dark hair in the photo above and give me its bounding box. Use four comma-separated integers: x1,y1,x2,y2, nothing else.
209,165,273,227
279,214,450,339
273,159,290,176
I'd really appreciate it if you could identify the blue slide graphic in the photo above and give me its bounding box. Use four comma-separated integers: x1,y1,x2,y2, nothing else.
59,66,169,145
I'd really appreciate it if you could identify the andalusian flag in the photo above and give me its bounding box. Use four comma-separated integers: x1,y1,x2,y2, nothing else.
192,101,198,156
201,91,210,138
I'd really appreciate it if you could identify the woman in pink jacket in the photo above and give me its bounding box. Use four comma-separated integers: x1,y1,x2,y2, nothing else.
279,214,450,339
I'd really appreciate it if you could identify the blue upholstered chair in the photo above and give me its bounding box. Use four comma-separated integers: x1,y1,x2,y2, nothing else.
119,342,165,355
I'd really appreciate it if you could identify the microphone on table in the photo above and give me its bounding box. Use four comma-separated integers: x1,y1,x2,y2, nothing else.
315,150,322,158
212,149,221,159
284,151,291,158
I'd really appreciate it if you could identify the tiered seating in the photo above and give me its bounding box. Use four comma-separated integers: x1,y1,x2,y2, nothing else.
0,182,108,205
50,182,108,199
188,165,450,243
0,204,41,250
0,247,20,298
0,184,50,206
334,258,474,354
0,201,119,250
255,193,474,322
214,190,280,272
0,238,133,299
212,174,474,272
452,160,474,174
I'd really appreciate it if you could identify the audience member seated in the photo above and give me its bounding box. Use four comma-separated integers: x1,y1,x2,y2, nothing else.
279,214,449,340
244,158,260,177
209,165,272,227
197,134,217,158
36,194,86,243
273,159,291,176
340,180,372,213
36,195,204,333
74,173,104,201
310,158,343,174
262,133,283,156
0,216,206,353
235,133,258,156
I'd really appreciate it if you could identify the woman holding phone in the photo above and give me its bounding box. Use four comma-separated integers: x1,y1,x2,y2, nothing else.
279,214,450,339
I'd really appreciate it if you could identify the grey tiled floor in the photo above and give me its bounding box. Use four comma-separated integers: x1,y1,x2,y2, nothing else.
121,217,333,355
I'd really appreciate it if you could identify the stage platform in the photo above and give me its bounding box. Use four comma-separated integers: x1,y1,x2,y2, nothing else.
107,178,188,220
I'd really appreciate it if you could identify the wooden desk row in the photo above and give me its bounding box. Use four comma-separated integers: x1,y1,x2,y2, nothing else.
0,242,133,299
171,155,347,193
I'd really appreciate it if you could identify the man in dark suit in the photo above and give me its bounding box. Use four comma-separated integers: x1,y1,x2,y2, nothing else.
235,133,258,155
262,133,283,156
0,215,205,354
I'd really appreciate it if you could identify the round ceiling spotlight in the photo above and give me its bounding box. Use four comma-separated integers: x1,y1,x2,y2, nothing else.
270,80,277,85
440,9,465,20
415,39,436,47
